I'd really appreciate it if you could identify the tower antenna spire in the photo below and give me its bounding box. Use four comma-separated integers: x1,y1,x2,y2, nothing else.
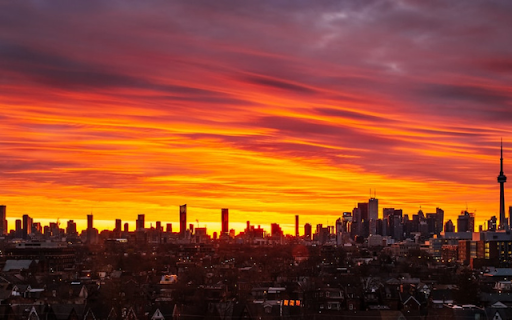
501,138,504,174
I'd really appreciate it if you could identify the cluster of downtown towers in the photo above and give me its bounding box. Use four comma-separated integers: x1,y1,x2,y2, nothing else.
0,143,510,241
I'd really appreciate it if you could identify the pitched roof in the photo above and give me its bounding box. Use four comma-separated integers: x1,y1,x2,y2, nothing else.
2,260,36,272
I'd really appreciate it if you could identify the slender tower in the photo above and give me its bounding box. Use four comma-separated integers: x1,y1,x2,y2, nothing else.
498,140,507,229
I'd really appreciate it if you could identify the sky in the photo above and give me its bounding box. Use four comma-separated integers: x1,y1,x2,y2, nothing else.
1,0,512,234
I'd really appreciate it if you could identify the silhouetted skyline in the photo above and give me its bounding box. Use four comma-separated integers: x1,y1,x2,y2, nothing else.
1,2,512,231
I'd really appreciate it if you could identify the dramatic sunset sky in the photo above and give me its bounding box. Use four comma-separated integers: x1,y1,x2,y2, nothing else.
1,1,512,234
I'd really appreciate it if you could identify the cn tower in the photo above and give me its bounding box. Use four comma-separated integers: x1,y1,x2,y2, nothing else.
498,140,507,229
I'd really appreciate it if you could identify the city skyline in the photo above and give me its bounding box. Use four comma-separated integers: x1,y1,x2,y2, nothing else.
1,1,512,231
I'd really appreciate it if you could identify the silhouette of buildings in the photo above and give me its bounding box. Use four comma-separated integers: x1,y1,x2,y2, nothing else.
0,204,6,235
180,204,187,237
221,208,229,234
304,223,312,240
22,214,32,240
295,214,299,237
136,214,145,231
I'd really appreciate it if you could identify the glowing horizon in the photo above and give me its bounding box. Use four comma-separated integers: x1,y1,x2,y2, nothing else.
1,1,512,235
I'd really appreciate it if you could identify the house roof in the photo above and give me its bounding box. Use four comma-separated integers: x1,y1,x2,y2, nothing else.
2,260,37,272
484,268,512,277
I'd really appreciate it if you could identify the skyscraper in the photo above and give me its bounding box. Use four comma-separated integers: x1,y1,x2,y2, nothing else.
369,197,378,221
66,220,77,236
137,214,145,231
436,207,444,234
221,208,229,234
295,215,299,237
87,214,93,230
115,219,122,232
0,205,6,235
180,204,187,237
304,223,312,240
498,141,507,229
22,214,32,239
369,197,378,235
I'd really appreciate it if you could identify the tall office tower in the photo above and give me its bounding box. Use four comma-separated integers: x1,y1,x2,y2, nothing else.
426,213,437,234
358,202,369,221
86,214,95,244
22,214,32,239
221,208,229,234
510,206,512,228
66,220,77,236
351,207,362,238
383,208,395,220
271,223,283,238
295,215,299,237
156,221,162,232
33,222,42,234
124,223,129,233
457,211,474,232
436,207,445,234
166,223,172,233
369,197,378,221
304,223,312,240
0,205,6,235
368,197,378,235
468,212,475,232
488,216,497,231
115,219,122,232
180,204,187,237
392,215,403,241
15,219,22,238
444,220,455,232
137,214,145,231
498,141,508,229
87,214,93,230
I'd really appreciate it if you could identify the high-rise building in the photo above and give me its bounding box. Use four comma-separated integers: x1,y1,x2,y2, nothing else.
304,223,312,240
383,208,395,220
358,202,369,222
166,223,172,233
271,223,283,239
444,220,455,232
457,211,474,232
66,220,77,236
351,207,362,238
115,219,122,232
295,215,299,237
436,207,445,234
488,216,497,231
15,219,22,238
22,214,32,239
124,223,129,233
0,205,6,235
369,197,378,221
86,214,97,244
498,141,507,229
221,208,229,234
87,214,93,230
137,214,145,231
180,204,187,237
